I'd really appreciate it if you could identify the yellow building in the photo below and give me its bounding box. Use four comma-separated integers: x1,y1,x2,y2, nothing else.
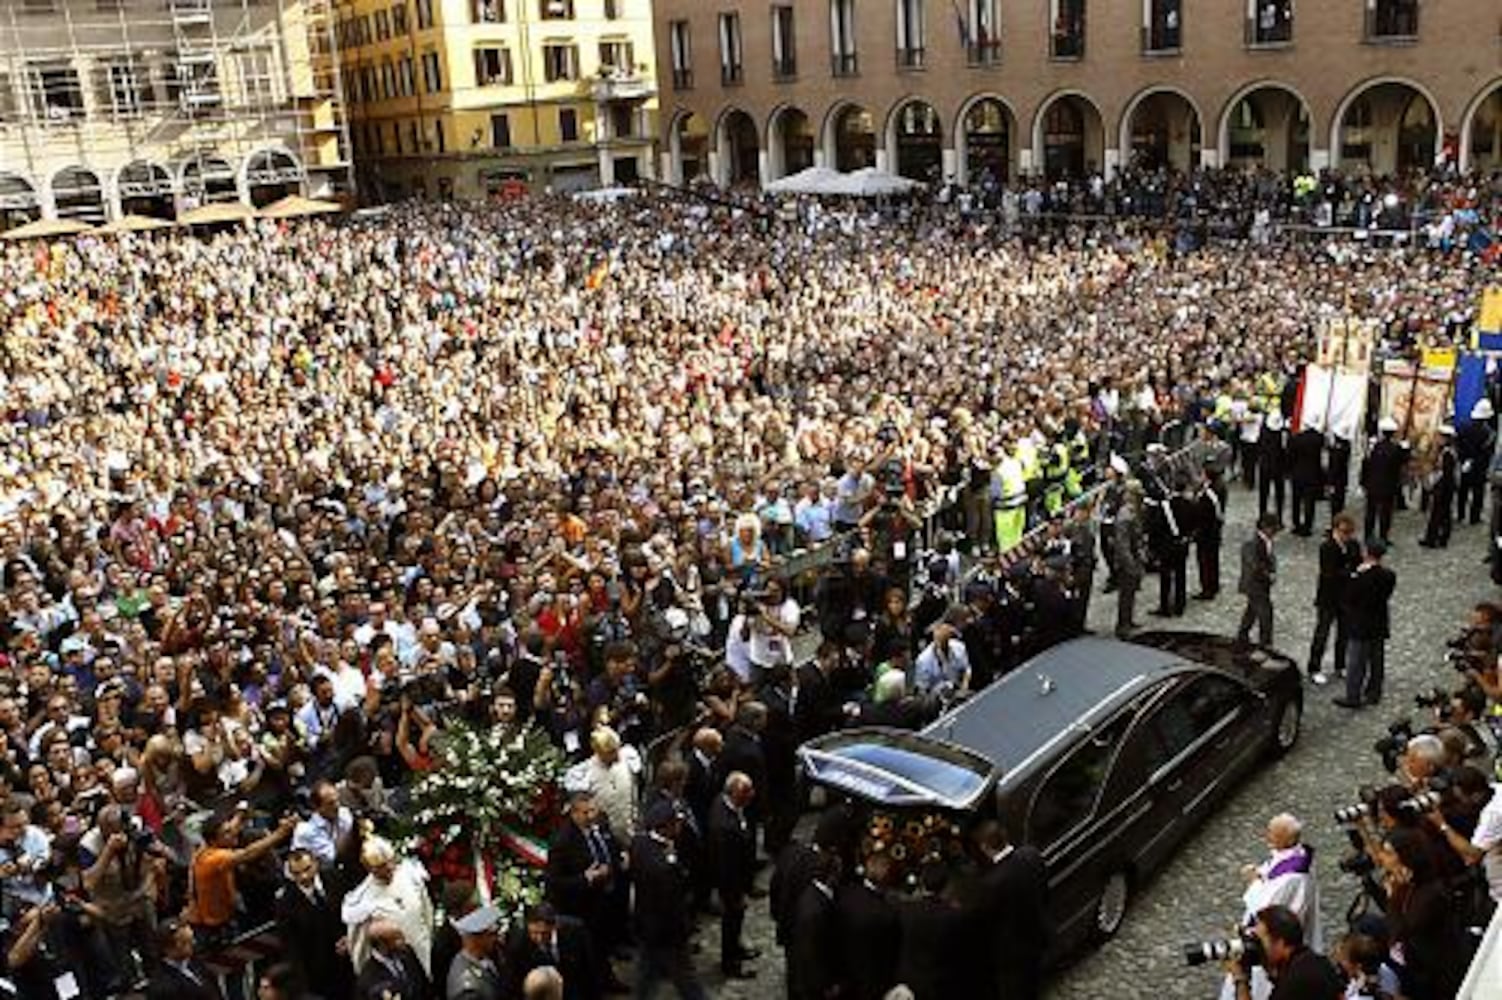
0,0,350,229
336,0,658,199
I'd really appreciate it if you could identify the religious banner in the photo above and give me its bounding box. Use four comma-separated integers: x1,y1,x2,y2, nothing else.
1381,360,1455,478
1297,364,1367,442
1315,316,1377,374
1480,287,1502,334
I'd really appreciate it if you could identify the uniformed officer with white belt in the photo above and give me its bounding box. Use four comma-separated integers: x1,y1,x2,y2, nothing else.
446,905,506,1000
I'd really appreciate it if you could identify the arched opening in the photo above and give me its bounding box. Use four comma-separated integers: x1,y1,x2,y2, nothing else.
1221,85,1310,172
1467,84,1502,172
959,97,1013,188
1038,94,1104,180
51,167,105,223
244,148,304,207
716,108,759,186
181,155,239,206
670,111,708,184
830,104,876,172
890,99,942,182
117,160,175,219
0,174,40,233
1335,80,1439,174
1123,90,1201,172
769,106,815,180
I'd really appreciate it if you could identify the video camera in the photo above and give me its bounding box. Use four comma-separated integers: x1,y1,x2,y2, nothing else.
1183,929,1265,970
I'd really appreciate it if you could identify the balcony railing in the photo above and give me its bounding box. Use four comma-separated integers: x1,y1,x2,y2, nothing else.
1364,4,1418,42
1245,13,1293,46
591,67,655,102
720,63,743,86
831,51,858,77
772,56,797,80
1051,26,1084,59
896,46,924,70
966,39,1001,65
671,67,692,89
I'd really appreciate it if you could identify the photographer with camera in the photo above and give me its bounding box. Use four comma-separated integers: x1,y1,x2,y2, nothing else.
80,803,168,986
1424,764,1502,907
1219,905,1343,1000
1373,828,1464,1000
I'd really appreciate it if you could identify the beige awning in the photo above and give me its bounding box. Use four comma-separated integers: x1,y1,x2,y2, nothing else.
1,217,93,240
178,201,255,226
258,194,343,219
94,213,175,234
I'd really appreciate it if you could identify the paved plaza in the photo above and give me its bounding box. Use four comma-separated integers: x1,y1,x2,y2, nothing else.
697,481,1497,999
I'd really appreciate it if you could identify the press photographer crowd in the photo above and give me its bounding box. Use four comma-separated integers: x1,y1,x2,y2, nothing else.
1,162,1501,1000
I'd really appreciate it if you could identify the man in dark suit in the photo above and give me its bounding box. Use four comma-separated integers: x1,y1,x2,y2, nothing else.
707,772,759,979
628,801,706,999
1327,430,1353,523
896,863,970,999
835,851,900,1000
1257,413,1288,522
1286,421,1325,537
1420,425,1459,548
714,703,768,840
1306,512,1360,685
683,727,720,836
967,821,1049,1000
505,902,600,1000
791,645,842,744
274,847,354,1000
545,790,627,990
1191,467,1224,600
147,921,223,1000
352,918,428,1000
1361,417,1407,544
787,852,843,1000
757,664,801,856
1235,514,1281,649
1335,539,1397,708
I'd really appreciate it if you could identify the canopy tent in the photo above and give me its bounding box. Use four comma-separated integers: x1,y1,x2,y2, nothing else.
258,194,343,219
94,213,174,234
766,165,922,198
178,202,255,226
2,217,92,240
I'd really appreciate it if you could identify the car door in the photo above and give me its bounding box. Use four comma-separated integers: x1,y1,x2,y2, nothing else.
1135,672,1257,861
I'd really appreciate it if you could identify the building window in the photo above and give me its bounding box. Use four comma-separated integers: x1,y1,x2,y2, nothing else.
394,121,403,153
375,9,390,40
895,0,924,70
359,16,372,45
611,102,632,138
421,50,443,92
435,118,445,152
669,20,692,89
829,0,857,77
598,40,634,73
22,0,56,14
399,56,415,95
415,0,433,29
604,0,619,19
542,43,579,81
1143,0,1180,52
1367,0,1417,40
95,0,122,11
491,112,510,147
559,106,578,141
380,59,396,98
540,0,573,19
392,2,408,32
240,50,275,105
410,120,419,150
175,58,220,113
1248,0,1292,44
472,0,504,22
964,0,999,64
718,13,743,85
771,5,796,79
374,124,384,155
28,63,84,121
474,47,513,85
105,59,147,117
1051,0,1087,57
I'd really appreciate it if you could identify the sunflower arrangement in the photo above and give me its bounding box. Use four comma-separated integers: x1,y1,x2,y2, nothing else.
857,809,967,888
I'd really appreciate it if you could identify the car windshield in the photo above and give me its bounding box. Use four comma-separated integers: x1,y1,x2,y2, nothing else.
801,733,995,809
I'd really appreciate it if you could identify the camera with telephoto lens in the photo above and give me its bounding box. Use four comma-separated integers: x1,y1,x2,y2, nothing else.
1413,687,1452,714
1373,718,1416,773
1183,929,1265,969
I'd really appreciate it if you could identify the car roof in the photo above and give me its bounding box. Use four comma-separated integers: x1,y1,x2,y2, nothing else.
921,636,1187,778
800,636,1196,811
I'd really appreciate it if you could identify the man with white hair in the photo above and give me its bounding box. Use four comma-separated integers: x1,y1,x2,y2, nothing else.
1221,813,1320,1000
567,726,640,837
340,835,435,976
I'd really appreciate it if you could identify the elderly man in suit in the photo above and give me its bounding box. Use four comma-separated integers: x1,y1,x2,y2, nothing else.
708,771,760,980
275,847,353,1000
545,789,628,992
1235,514,1282,649
146,920,223,1000
353,918,428,1000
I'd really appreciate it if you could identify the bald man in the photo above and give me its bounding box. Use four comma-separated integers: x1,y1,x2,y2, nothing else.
352,918,428,1000
708,772,759,979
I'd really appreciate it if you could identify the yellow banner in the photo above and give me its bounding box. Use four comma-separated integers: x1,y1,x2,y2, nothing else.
1482,287,1502,334
1421,346,1457,370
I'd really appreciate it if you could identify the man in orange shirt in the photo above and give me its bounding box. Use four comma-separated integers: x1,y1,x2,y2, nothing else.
189,807,295,936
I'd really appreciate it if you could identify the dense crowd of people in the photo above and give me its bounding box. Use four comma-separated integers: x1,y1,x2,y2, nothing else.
0,166,1498,999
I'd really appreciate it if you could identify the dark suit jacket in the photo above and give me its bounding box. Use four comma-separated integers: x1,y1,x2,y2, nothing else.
146,961,224,1000
546,819,622,922
788,884,842,1000
684,750,717,832
769,841,820,945
969,846,1049,1000
1287,429,1325,486
1342,563,1396,640
707,796,756,899
1314,535,1361,609
715,725,767,808
352,946,427,1000
274,882,353,1000
1237,534,1275,597
629,831,694,950
1257,429,1287,475
505,914,599,1000
896,893,971,999
1361,439,1408,498
791,663,841,743
835,879,901,1000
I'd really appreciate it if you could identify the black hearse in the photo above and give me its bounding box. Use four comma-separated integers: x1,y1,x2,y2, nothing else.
797,632,1303,958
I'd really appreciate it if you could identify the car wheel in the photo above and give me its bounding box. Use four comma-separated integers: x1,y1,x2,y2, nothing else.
1093,869,1130,940
1271,697,1301,757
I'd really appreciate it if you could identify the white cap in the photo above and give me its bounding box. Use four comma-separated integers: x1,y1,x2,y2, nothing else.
1265,413,1285,432
1439,424,1455,436
1472,399,1494,421
1145,442,1167,455
1378,417,1399,433
1109,454,1130,475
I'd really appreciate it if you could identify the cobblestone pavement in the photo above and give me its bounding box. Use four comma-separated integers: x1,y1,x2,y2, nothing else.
673,484,1497,999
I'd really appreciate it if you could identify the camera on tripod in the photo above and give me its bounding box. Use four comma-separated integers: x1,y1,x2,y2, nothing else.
1183,929,1265,969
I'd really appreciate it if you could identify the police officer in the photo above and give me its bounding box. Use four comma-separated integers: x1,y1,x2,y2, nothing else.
1148,474,1190,619
1191,466,1224,600
631,800,707,999
1098,454,1129,593
1258,412,1289,522
1327,428,1353,525
446,906,505,1000
1361,417,1408,545
1457,399,1497,525
1420,425,1459,549
1286,418,1325,537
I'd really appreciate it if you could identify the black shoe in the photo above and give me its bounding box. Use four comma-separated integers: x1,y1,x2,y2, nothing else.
1418,539,1435,548
736,946,762,961
1149,609,1171,617
1102,583,1117,594
721,966,757,980
1192,592,1215,601
747,886,768,900
1365,695,1382,705
1332,697,1364,709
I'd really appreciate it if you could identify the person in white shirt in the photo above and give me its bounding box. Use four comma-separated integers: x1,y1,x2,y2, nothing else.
565,726,641,838
1425,770,1502,904
913,620,971,698
341,836,434,975
748,577,800,681
291,780,356,867
723,610,754,685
